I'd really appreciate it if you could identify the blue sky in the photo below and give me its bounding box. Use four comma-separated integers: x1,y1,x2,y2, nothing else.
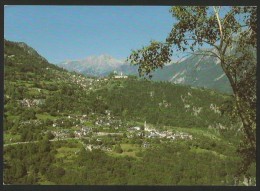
4,6,174,63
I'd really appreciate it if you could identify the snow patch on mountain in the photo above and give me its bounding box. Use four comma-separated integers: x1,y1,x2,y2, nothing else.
169,70,186,82
175,77,185,83
214,73,225,81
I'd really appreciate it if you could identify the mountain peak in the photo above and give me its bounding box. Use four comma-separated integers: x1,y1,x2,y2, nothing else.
56,54,126,76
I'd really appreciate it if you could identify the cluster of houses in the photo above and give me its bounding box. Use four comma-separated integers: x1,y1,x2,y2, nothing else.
52,114,88,128
94,112,123,130
84,143,112,152
126,122,193,141
46,68,93,90
144,126,193,140
68,74,93,89
49,112,193,150
95,132,123,136
126,126,143,138
74,126,92,138
95,119,111,126
51,126,93,139
51,129,70,139
114,72,128,79
142,142,150,148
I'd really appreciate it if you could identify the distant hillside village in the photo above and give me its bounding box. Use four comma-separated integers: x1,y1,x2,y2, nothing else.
48,113,193,151
93,71,129,82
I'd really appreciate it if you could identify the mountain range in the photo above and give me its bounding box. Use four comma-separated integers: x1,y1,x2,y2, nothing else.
56,54,128,77
56,52,232,94
152,53,232,93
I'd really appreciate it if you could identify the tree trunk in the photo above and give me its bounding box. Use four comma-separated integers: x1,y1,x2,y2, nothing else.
234,93,256,150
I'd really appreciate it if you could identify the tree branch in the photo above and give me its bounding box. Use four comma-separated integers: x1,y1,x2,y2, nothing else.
184,38,220,50
213,6,224,49
223,9,236,25
198,49,220,59
161,38,220,52
185,51,218,59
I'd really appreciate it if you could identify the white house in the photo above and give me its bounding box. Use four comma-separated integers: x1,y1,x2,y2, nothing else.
114,72,128,79
133,126,141,131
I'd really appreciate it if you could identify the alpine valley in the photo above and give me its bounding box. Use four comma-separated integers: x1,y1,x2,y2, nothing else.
3,40,255,185
57,51,232,94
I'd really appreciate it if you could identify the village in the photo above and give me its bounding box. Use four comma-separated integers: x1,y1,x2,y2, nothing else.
45,109,194,152
6,67,229,156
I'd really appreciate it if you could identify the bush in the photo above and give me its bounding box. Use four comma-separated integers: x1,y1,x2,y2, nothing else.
114,144,123,154
53,167,66,177
135,151,143,157
46,131,55,140
21,109,37,120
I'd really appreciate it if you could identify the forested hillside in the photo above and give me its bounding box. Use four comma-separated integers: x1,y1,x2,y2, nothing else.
3,40,255,185
91,78,232,128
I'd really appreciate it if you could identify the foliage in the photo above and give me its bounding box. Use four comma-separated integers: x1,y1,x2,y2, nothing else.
3,36,255,185
4,138,253,185
127,6,256,174
114,144,123,154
